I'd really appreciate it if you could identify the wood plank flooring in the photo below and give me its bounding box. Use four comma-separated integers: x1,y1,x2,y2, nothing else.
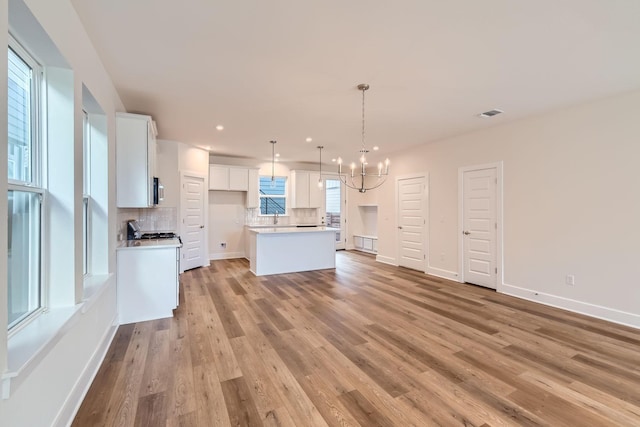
73,251,640,426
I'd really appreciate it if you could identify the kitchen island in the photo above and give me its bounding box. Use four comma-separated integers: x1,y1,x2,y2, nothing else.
248,226,338,276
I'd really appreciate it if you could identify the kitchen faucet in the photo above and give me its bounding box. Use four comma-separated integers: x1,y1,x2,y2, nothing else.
274,211,279,225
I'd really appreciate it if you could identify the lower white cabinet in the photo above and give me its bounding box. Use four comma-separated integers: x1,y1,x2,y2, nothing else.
353,234,378,254
117,246,179,324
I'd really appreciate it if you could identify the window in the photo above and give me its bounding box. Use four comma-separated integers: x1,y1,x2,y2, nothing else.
259,176,286,215
7,38,44,330
82,110,90,276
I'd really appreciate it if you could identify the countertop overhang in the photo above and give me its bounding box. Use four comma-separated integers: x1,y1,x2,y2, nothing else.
248,226,338,235
117,238,182,250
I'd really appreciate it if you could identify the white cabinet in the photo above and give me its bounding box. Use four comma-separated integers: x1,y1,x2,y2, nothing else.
116,246,179,324
308,172,322,208
353,234,378,254
209,165,229,190
116,112,157,207
247,168,259,208
209,165,250,191
229,167,249,191
290,170,322,208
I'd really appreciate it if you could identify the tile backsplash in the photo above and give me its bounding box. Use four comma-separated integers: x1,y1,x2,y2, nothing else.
244,207,321,225
117,207,177,240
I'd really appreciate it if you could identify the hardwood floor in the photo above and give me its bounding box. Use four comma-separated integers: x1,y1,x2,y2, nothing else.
73,251,640,426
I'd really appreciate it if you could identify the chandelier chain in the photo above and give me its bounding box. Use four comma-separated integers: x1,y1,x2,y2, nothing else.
361,86,366,150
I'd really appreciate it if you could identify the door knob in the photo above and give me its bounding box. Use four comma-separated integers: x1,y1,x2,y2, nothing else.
398,226,403,229
463,230,470,235
200,225,204,229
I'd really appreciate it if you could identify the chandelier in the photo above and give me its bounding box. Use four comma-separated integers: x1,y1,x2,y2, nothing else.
337,83,389,193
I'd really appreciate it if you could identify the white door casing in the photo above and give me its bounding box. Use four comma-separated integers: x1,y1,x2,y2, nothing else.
323,177,346,250
181,174,206,271
397,175,427,271
459,163,503,290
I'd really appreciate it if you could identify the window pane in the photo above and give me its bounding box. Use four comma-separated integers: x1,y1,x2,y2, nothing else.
259,176,286,215
7,48,33,183
83,196,88,275
82,111,90,275
260,197,286,215
7,190,41,328
259,176,286,195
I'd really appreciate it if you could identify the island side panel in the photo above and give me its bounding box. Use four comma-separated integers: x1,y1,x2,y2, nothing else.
253,230,336,276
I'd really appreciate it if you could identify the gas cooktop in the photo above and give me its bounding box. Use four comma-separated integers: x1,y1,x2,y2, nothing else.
139,232,178,240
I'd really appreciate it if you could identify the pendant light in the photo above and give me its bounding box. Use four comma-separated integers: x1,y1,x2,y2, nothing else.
337,83,390,193
317,145,324,188
270,140,277,188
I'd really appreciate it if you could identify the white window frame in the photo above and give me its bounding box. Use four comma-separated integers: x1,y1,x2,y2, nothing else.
82,109,91,277
258,175,287,216
7,34,46,333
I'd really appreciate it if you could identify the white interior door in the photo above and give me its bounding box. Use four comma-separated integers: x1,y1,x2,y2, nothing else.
181,174,205,271
461,167,497,289
397,176,426,270
323,177,345,250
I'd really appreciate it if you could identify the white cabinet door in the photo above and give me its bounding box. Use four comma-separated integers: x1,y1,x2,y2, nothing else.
209,165,229,190
229,167,249,191
291,171,314,208
116,113,155,208
308,172,322,208
117,247,178,324
209,165,250,191
247,168,259,208
290,171,310,208
363,237,374,251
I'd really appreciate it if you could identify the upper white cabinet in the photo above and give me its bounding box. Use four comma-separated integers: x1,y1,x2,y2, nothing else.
246,168,260,208
290,170,322,208
209,165,230,190
229,167,249,191
116,112,157,208
209,165,250,191
308,172,322,208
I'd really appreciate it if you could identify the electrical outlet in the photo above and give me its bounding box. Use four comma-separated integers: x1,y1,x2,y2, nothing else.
220,242,227,248
565,274,575,286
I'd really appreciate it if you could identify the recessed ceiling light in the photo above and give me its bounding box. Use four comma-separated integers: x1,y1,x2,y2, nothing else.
331,158,336,162
478,109,504,118
373,146,379,151
216,125,224,131
306,137,313,142
275,153,280,157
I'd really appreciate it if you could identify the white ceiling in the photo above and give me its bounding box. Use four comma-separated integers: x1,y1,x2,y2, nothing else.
70,0,640,165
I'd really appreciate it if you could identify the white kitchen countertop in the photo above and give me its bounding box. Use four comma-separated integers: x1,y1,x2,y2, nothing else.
244,224,323,228
248,226,338,235
116,238,182,250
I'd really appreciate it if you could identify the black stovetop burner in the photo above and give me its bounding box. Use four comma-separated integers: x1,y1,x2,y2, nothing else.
139,232,178,240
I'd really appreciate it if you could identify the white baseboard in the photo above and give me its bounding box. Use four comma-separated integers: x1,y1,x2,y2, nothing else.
53,315,119,427
376,255,397,266
500,283,640,329
426,266,460,282
210,251,245,260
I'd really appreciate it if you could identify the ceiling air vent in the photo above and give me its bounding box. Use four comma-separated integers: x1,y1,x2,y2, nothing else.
478,109,504,118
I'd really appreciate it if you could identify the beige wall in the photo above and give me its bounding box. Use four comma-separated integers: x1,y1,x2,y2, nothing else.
379,90,640,326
